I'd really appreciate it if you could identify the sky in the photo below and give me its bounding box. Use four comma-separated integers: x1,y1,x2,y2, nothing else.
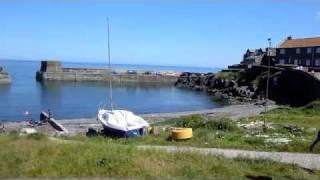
0,0,320,68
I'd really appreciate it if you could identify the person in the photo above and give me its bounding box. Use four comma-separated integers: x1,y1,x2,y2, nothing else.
310,130,320,151
0,121,5,133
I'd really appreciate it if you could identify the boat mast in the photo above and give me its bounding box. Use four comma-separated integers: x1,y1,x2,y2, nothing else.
107,17,113,111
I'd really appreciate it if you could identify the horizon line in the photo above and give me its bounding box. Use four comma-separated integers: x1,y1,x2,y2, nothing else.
0,58,223,69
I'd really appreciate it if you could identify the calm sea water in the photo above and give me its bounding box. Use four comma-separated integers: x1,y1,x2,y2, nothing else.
0,60,221,122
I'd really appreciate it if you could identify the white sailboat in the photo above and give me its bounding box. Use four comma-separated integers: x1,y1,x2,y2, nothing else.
96,18,149,137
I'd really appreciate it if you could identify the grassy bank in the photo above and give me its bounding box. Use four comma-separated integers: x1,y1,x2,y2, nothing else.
0,134,319,179
1,102,320,178
109,102,320,153
255,101,320,128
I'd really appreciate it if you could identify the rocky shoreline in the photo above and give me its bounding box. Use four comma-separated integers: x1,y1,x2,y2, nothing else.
175,71,265,105
175,65,320,106
2,104,277,136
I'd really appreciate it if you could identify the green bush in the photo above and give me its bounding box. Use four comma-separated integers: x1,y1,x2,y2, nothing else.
215,71,239,81
8,130,19,140
175,115,205,129
301,101,320,115
174,116,239,132
244,137,265,146
26,133,46,140
205,118,238,132
302,101,320,110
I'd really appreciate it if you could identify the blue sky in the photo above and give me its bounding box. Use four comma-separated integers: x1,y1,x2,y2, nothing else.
0,0,319,68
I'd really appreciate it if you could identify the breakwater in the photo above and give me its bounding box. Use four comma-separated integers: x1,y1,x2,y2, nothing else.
0,66,10,84
36,61,179,84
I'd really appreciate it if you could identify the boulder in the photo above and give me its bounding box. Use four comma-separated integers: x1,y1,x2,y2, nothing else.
20,128,37,135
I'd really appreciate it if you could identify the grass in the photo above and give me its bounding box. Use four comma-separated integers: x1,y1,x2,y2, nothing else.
215,71,239,81
119,126,319,153
258,101,320,128
0,134,319,179
111,102,320,153
2,101,320,177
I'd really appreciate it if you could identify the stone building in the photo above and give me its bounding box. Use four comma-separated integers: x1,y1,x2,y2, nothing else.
276,36,320,71
241,48,265,65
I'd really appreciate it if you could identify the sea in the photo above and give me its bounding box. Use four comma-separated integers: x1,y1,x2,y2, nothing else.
0,60,222,122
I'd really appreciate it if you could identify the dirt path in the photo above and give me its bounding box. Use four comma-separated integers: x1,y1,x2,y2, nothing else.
139,145,320,170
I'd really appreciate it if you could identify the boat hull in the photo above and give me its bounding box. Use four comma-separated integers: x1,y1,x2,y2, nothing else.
101,125,145,138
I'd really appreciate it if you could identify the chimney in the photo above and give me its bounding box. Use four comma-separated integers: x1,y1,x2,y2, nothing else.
287,36,292,40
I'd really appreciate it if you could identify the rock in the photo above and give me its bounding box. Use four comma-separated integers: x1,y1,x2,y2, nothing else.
176,67,320,106
0,122,5,134
307,128,317,133
20,128,37,135
150,126,161,135
0,66,11,84
53,131,68,137
246,175,272,180
238,121,273,132
86,128,99,137
265,138,291,144
283,124,302,134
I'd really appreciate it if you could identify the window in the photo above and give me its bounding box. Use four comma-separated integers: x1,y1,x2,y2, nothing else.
307,48,312,54
306,59,311,66
280,49,286,54
294,59,298,65
317,48,320,53
279,59,285,64
296,48,300,54
316,59,320,66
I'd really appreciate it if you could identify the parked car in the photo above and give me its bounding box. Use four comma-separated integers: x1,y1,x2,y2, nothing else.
127,70,137,74
155,72,162,76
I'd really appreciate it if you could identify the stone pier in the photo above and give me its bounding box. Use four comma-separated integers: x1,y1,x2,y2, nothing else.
36,60,179,84
0,66,11,84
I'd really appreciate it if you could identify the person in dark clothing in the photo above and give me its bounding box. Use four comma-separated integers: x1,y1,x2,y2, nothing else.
310,130,320,151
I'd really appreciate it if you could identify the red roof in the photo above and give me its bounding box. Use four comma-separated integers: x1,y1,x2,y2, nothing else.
279,37,320,48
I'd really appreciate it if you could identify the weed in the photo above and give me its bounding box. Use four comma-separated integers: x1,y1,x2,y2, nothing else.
26,133,46,140
205,117,239,132
0,135,319,178
174,115,205,129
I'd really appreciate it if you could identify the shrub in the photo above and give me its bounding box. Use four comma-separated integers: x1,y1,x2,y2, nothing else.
205,117,238,132
301,101,320,115
174,115,239,133
215,72,239,81
302,101,320,110
26,133,46,140
175,115,205,129
244,137,265,146
8,130,19,140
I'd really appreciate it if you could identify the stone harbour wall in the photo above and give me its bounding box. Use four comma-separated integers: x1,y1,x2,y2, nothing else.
36,61,178,84
0,66,11,84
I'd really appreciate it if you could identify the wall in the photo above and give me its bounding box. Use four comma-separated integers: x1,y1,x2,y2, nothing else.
0,66,10,84
276,46,320,67
36,61,178,84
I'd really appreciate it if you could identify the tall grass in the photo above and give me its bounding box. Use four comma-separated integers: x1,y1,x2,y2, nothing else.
0,135,319,178
133,106,320,153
